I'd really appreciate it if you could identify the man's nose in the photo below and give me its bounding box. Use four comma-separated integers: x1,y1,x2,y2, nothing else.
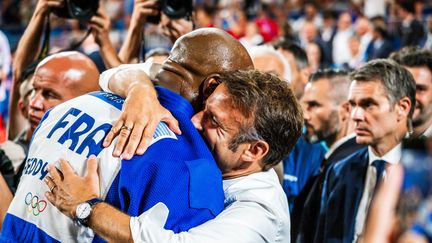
303,109,311,121
29,92,44,111
351,106,365,122
191,111,204,131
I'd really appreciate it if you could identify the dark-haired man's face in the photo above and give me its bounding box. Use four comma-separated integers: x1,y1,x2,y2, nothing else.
405,66,432,127
191,84,250,177
348,80,404,147
302,79,340,144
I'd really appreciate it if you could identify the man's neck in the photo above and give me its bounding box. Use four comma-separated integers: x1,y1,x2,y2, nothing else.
370,133,404,157
222,163,263,180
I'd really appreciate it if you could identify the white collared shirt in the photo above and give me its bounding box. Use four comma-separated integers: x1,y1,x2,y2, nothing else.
129,169,291,243
423,124,432,138
353,144,402,242
324,133,356,160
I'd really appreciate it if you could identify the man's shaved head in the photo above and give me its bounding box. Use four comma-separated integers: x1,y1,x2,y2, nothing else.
35,51,100,97
28,51,100,131
156,28,254,110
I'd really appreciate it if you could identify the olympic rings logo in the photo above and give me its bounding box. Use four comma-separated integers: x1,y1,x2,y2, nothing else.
24,192,47,216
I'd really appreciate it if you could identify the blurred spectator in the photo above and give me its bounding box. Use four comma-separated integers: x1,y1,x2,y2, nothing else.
216,1,247,39
144,47,169,64
248,45,291,83
423,14,432,49
255,4,279,43
195,3,217,28
332,12,354,67
273,40,310,99
364,0,386,18
239,21,264,49
354,16,373,60
118,0,193,64
391,47,432,138
305,42,327,72
346,34,366,69
366,23,395,61
320,9,337,65
0,77,32,194
292,2,323,34
397,0,426,47
0,30,11,83
299,21,330,66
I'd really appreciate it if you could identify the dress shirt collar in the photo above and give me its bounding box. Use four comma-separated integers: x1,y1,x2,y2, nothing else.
423,124,432,137
368,143,401,165
325,133,356,159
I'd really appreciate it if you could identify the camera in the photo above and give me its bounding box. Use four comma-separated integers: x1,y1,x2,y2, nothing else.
52,0,99,21
147,0,193,24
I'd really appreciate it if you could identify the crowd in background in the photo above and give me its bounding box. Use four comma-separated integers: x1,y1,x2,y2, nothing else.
0,0,431,135
0,0,432,242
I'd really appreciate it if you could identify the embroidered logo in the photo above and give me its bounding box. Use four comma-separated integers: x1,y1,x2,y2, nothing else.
24,192,47,216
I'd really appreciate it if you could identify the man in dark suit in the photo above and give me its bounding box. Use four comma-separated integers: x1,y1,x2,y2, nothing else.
292,69,365,242
366,24,394,61
316,59,416,243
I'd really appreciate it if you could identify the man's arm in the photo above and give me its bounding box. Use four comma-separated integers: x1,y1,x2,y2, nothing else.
45,158,282,243
88,7,122,69
9,0,63,139
99,66,180,159
118,0,159,63
0,174,13,230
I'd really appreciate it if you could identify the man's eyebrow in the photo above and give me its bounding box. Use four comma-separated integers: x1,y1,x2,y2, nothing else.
358,97,379,105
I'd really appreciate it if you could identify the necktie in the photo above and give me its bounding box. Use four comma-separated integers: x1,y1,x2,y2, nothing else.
372,159,386,190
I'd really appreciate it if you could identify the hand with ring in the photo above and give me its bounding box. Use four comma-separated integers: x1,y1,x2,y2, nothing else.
102,81,181,160
44,156,100,218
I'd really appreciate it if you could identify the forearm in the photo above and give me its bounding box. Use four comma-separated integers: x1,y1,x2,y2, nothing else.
88,203,133,242
118,23,144,64
101,65,156,98
13,6,47,82
0,174,13,230
98,36,123,69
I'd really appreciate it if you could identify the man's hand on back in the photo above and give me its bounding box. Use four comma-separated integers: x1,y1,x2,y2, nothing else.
44,156,100,219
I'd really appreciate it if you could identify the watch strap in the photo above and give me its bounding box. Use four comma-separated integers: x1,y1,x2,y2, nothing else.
76,198,103,227
87,198,103,207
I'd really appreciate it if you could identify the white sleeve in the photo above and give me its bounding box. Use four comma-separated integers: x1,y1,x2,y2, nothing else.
98,62,156,93
129,200,288,243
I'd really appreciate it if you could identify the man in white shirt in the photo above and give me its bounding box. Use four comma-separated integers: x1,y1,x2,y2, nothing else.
315,59,416,243
44,70,303,242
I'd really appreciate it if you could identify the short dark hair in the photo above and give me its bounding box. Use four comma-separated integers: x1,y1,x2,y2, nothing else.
350,59,416,118
221,70,303,167
309,69,350,104
397,0,415,14
390,46,432,72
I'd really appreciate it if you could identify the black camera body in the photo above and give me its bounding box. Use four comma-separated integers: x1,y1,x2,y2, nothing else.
147,0,193,24
52,0,99,21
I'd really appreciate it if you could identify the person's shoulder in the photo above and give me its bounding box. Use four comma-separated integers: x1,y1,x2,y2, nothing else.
329,147,368,175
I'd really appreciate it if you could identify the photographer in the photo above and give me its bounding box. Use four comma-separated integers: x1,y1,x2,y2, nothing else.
119,0,193,63
9,0,121,140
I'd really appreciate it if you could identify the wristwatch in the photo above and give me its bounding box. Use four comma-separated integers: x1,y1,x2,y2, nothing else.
75,198,103,227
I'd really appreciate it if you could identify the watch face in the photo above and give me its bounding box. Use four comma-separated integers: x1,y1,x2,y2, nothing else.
76,203,91,220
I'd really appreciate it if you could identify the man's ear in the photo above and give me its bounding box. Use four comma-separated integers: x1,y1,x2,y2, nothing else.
339,101,350,122
396,96,411,121
202,74,221,102
241,140,269,164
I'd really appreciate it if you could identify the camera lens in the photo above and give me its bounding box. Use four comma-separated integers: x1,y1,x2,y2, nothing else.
162,0,192,19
